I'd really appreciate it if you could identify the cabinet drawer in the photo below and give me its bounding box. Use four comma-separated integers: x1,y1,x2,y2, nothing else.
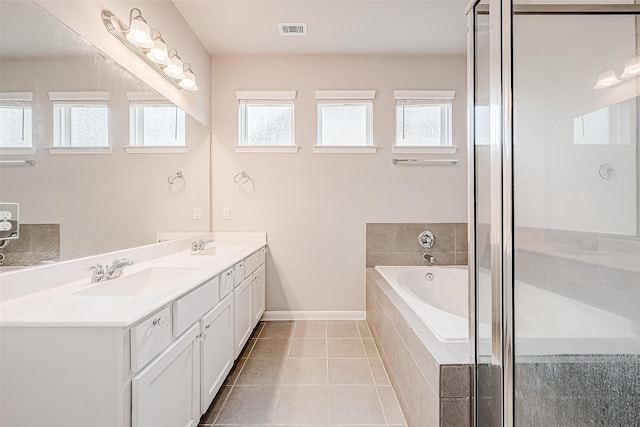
244,250,261,276
233,261,245,287
172,276,219,337
220,268,234,298
131,307,172,372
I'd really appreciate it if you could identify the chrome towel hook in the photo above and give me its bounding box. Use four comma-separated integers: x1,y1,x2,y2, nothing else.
167,171,183,184
234,171,251,184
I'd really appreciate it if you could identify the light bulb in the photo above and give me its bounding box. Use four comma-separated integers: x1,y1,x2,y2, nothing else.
621,56,640,79
179,69,198,91
125,17,154,48
146,38,170,66
164,55,185,79
594,69,620,89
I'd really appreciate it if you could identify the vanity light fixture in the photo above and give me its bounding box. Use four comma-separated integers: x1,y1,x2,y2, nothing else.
101,8,198,91
594,69,620,89
621,56,640,79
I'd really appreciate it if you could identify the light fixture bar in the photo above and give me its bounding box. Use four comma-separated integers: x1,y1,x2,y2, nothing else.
101,9,194,91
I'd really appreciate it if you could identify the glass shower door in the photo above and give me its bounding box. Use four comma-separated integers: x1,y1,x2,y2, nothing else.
512,9,640,426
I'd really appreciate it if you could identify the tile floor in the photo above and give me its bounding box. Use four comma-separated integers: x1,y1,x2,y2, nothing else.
199,320,407,426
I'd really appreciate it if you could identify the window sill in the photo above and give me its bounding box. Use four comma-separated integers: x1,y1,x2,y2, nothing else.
234,145,300,154
313,145,378,154
46,146,111,155
392,145,458,154
0,147,36,155
123,146,189,154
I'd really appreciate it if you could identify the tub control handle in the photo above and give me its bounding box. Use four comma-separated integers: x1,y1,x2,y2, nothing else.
418,231,435,249
425,272,434,281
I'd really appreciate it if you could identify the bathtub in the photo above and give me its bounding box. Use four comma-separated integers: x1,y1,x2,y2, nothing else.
375,265,640,355
375,266,469,342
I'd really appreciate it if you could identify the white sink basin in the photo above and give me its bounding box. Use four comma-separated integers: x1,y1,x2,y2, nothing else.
73,267,198,296
190,244,245,256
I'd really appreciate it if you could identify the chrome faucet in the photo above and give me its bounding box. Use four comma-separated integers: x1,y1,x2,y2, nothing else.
106,259,135,280
191,239,213,251
423,253,436,264
86,264,106,282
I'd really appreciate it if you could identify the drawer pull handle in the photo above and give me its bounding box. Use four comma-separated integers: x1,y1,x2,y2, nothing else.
152,316,168,328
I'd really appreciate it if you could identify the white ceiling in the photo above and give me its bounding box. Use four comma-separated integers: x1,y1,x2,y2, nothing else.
173,0,468,56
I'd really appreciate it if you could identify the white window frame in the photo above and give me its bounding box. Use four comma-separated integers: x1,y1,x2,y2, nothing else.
236,90,298,153
124,92,188,154
0,92,35,155
315,90,376,153
393,90,456,154
48,91,111,154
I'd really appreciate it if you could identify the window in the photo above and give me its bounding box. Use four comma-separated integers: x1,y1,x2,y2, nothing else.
394,90,456,153
48,91,110,154
0,92,33,153
236,91,297,153
126,92,187,153
315,90,376,153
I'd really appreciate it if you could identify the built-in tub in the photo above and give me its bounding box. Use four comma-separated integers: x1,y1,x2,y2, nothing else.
375,266,469,343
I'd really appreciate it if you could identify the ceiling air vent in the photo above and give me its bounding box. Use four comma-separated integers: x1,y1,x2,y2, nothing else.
278,23,307,36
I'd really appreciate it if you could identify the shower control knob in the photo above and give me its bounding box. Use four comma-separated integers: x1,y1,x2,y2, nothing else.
418,231,435,249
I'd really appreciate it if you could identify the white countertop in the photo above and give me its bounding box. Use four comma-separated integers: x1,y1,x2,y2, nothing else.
0,235,266,328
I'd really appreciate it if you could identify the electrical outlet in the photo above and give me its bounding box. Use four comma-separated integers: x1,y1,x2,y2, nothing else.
0,211,12,221
0,222,12,231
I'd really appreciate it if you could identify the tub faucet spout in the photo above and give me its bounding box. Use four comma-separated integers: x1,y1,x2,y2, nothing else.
423,253,436,263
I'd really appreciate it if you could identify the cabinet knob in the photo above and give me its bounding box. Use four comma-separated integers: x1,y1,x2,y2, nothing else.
152,316,168,328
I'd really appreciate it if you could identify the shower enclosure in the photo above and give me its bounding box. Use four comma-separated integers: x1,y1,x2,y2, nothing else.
467,1,640,426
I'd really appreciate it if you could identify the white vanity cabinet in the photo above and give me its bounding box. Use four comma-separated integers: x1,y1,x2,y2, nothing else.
234,275,253,358
200,293,234,413
132,323,200,427
233,248,267,358
252,264,266,327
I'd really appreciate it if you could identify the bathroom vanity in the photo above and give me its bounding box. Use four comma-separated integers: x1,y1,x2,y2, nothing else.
0,233,266,427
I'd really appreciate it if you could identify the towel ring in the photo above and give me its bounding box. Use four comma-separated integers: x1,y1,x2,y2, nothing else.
234,171,251,184
167,171,183,184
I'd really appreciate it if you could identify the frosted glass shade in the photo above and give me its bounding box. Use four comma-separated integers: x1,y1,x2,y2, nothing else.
179,70,198,91
146,39,170,66
594,70,620,89
164,56,185,79
621,56,640,79
125,18,154,48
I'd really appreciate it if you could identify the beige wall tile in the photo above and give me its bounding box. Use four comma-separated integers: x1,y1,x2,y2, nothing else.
395,223,426,252
455,252,468,265
366,251,397,267
366,223,398,252
455,223,468,252
378,385,407,425
29,224,60,253
423,223,456,252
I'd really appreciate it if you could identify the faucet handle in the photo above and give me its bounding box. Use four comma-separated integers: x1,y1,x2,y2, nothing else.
111,258,134,267
85,264,105,272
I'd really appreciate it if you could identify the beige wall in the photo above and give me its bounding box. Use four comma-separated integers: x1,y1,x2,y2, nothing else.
211,55,467,312
0,57,211,260
35,0,212,127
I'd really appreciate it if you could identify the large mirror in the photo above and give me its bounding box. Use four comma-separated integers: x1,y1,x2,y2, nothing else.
0,0,211,270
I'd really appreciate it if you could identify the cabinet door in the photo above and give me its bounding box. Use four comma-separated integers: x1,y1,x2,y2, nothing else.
233,276,253,359
251,264,266,328
132,324,200,427
200,294,233,413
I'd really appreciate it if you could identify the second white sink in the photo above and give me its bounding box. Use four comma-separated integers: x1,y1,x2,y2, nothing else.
73,267,198,296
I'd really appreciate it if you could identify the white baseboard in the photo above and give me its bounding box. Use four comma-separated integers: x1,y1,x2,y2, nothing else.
261,311,366,321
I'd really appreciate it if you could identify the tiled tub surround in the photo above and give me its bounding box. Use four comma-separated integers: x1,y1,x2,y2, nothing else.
0,224,60,266
366,223,468,268
366,269,471,427
199,320,407,426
